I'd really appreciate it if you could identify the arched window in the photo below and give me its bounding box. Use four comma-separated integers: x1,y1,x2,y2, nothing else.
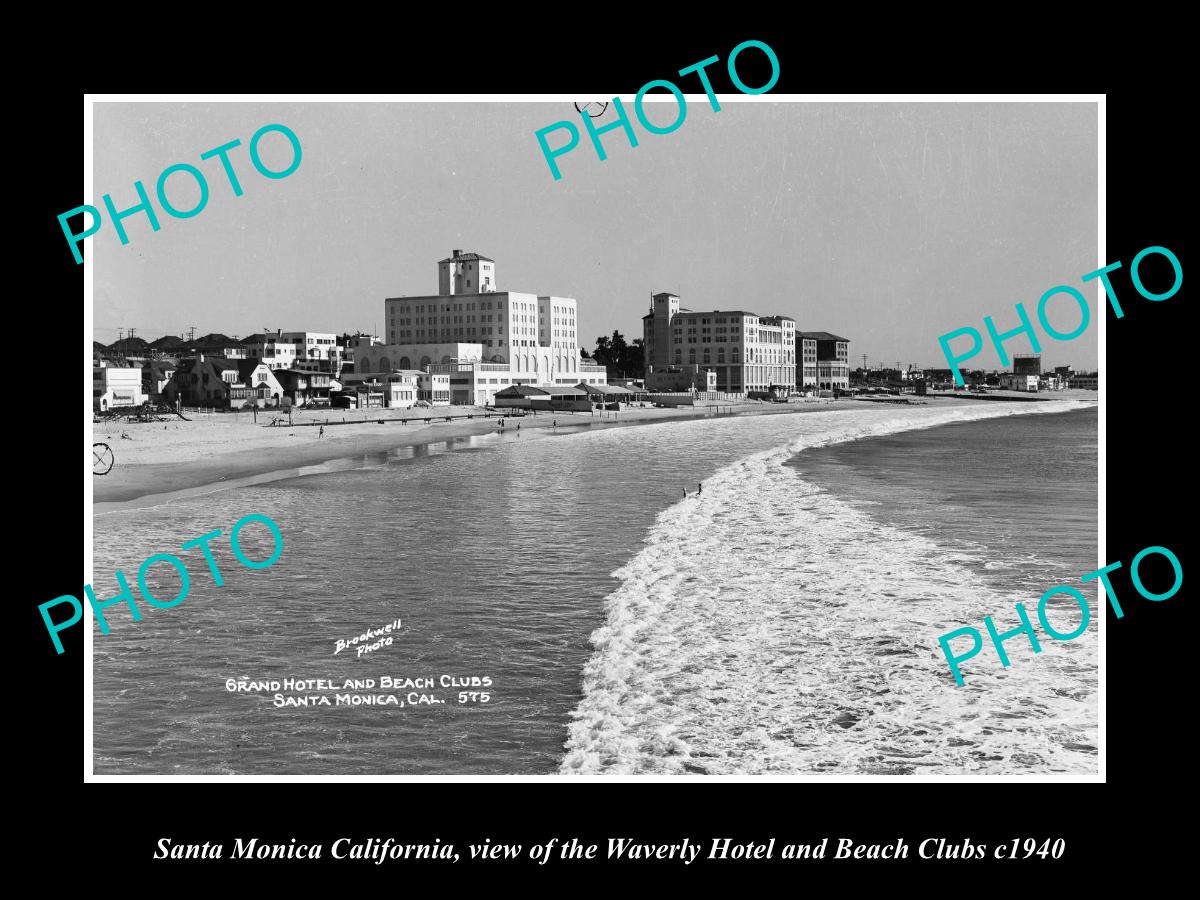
399,356,411,370
688,349,695,364
378,356,390,372
732,347,740,364
420,355,432,370
541,355,549,374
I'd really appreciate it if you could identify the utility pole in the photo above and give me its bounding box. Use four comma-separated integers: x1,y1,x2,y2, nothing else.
187,326,197,342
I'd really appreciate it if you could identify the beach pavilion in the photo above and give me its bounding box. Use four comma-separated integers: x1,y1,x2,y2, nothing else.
577,382,640,408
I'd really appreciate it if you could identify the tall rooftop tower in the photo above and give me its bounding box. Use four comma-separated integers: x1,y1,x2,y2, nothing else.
438,250,496,296
643,291,680,370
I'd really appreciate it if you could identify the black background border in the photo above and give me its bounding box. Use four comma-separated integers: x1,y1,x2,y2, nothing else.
23,28,1187,884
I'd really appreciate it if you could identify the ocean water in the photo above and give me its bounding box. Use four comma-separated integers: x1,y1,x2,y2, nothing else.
91,400,1097,775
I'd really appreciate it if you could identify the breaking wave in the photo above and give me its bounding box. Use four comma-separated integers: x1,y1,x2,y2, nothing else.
560,401,1098,775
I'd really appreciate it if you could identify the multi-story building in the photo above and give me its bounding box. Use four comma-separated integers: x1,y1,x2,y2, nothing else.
356,250,606,405
281,332,342,373
240,333,297,371
798,336,818,389
1068,372,1099,390
796,332,851,392
641,292,795,393
342,332,382,373
275,370,333,407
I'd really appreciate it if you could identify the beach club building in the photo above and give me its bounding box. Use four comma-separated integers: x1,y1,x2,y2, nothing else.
339,370,429,408
999,373,1040,392
642,292,796,394
493,384,592,411
796,332,851,393
354,251,607,405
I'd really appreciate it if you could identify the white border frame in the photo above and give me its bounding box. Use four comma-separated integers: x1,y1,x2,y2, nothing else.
84,93,1106,783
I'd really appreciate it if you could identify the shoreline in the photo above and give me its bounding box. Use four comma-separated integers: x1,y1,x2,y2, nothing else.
92,392,1096,508
92,400,861,507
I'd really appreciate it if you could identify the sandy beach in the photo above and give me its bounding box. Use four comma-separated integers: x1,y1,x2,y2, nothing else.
91,392,1096,505
90,399,850,504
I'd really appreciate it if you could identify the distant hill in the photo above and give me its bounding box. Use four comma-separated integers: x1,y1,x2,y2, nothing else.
150,335,185,350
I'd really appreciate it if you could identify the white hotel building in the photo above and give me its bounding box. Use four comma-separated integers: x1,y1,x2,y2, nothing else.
354,251,607,405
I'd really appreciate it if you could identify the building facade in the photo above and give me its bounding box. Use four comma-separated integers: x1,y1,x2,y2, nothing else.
275,369,333,407
357,251,604,405
93,365,147,411
642,292,795,393
796,332,850,392
281,332,342,373
339,371,423,408
240,333,297,371
999,373,1040,392
163,356,284,408
342,332,381,374
798,337,817,389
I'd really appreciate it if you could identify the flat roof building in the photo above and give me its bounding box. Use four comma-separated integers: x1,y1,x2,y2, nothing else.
796,331,851,392
642,292,795,394
363,251,605,405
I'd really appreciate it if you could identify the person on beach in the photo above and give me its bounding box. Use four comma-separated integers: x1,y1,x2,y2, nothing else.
698,483,702,496
319,425,324,439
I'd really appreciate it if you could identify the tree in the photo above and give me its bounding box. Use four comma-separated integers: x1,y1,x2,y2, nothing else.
628,338,646,378
593,335,612,368
602,331,630,376
608,330,629,362
590,332,645,378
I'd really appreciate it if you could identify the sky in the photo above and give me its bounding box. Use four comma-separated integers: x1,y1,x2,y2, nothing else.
93,100,1098,371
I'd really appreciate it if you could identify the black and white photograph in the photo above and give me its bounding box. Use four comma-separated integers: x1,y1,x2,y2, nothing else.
81,96,1103,779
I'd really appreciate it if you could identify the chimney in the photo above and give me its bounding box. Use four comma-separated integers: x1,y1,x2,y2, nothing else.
452,249,462,258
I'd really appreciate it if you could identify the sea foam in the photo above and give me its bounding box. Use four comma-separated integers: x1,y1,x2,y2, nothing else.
560,401,1098,775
